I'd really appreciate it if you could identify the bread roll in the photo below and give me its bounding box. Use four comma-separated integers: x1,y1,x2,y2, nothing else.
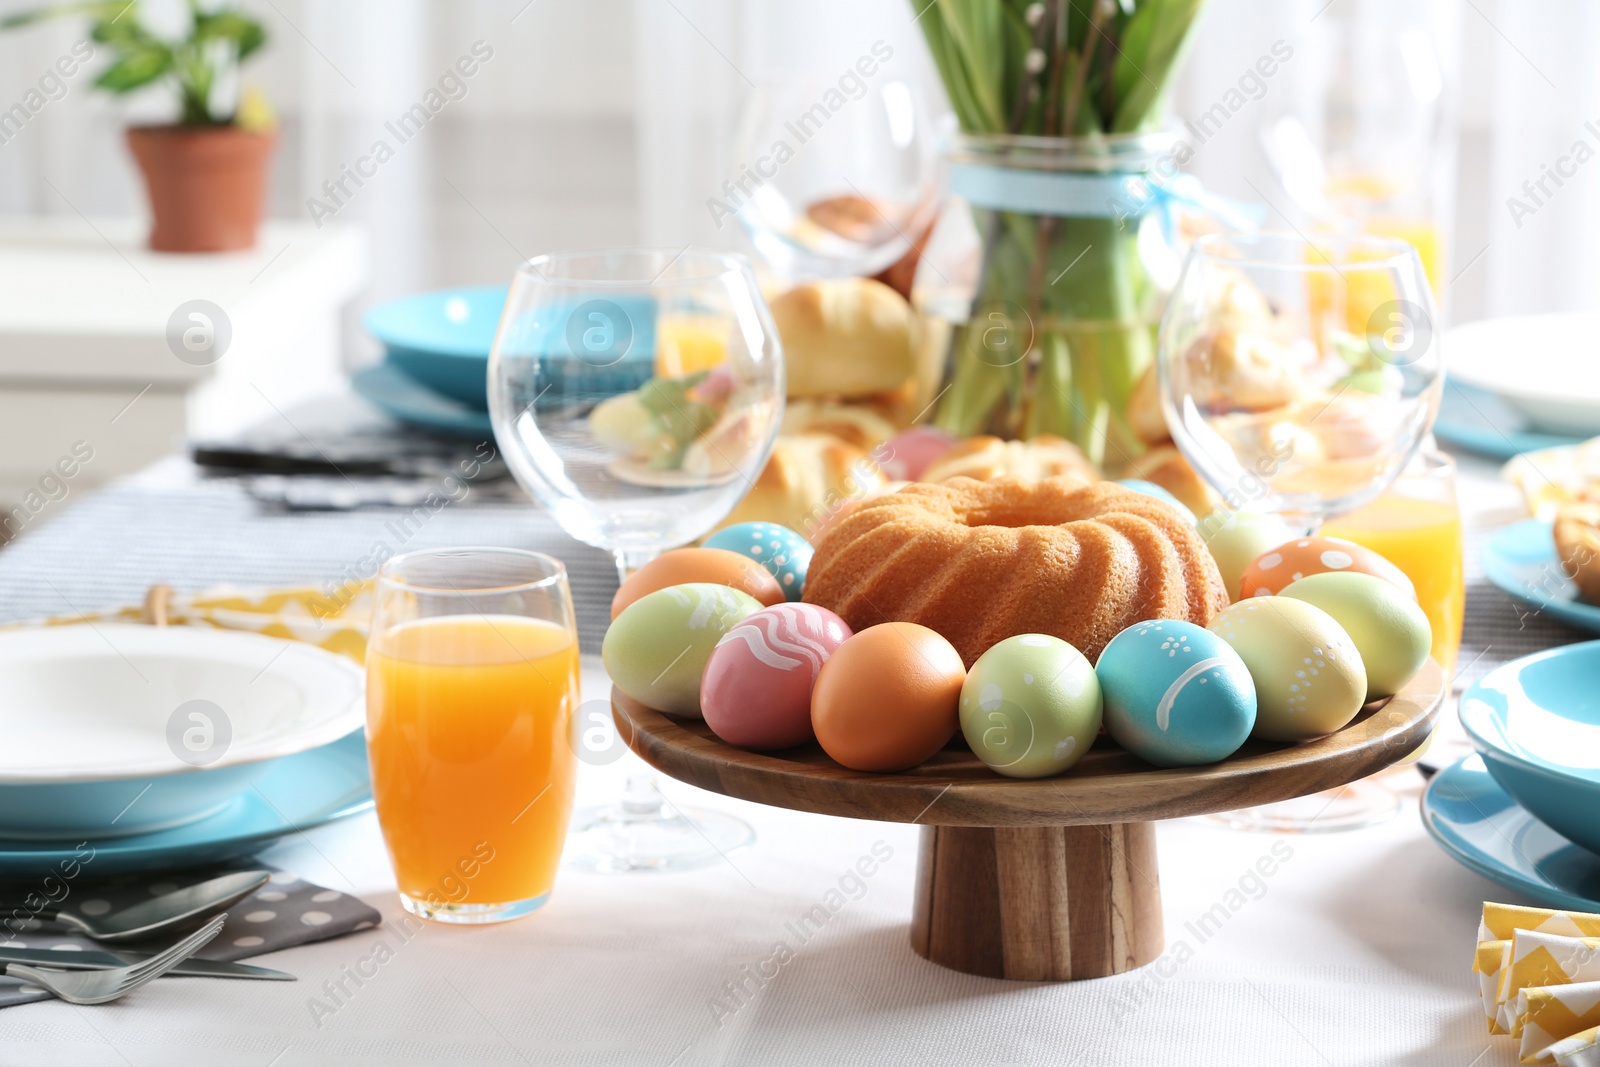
781,398,901,451
771,279,915,399
1121,444,1217,517
720,433,886,540
1555,500,1600,603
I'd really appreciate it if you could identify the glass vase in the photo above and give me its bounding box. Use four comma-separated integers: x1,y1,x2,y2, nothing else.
915,133,1183,468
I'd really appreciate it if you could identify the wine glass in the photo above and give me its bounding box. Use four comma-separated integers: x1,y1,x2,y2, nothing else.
1157,232,1443,832
729,77,942,281
488,249,784,871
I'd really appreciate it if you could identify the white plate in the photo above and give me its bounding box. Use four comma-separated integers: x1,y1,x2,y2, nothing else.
0,626,363,840
1446,314,1600,436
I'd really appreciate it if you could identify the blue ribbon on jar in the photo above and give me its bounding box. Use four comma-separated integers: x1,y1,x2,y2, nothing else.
947,162,1264,242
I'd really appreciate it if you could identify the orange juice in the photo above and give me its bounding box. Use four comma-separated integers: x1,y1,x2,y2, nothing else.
1323,495,1464,673
366,615,578,911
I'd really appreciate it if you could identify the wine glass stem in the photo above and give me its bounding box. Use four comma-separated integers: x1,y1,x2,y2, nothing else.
614,547,658,583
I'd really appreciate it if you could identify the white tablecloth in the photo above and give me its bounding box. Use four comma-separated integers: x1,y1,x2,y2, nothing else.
0,452,1551,1066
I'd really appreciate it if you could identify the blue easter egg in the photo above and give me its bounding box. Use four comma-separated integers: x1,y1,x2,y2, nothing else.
704,522,813,601
1095,619,1256,767
1116,479,1196,525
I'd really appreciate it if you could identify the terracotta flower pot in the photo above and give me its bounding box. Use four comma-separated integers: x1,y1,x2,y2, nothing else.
125,125,276,253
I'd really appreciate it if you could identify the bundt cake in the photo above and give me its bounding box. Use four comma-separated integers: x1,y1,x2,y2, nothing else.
802,476,1229,667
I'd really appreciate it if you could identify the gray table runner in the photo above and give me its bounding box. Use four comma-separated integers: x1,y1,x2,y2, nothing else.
0,468,621,653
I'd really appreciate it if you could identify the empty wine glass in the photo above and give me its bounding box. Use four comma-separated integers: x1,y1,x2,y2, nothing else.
488,249,784,871
1157,232,1443,832
729,76,942,280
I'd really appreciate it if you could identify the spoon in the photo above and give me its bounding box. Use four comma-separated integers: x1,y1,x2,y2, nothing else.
2,870,270,943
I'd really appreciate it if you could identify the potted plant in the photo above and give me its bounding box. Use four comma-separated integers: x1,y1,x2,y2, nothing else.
2,0,274,252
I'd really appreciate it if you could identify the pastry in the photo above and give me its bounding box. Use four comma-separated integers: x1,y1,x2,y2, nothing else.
719,432,886,539
1127,363,1171,446
1179,327,1309,414
1555,500,1600,603
770,278,916,399
922,434,1098,484
1505,436,1600,521
781,398,901,451
803,476,1229,666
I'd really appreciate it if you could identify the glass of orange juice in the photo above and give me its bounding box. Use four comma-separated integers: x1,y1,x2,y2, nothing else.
1321,449,1465,678
367,547,579,923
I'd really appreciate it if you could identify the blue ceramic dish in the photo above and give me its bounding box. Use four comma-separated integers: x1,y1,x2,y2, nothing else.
351,363,495,437
1434,379,1583,460
364,286,658,410
1422,754,1600,911
0,731,371,878
1481,519,1600,635
1459,640,1600,855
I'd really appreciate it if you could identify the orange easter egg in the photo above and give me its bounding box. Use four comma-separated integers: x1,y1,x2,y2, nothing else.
811,622,965,772
1238,536,1416,600
611,548,784,619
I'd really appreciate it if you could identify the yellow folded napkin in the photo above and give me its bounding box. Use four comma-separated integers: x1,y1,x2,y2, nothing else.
1520,983,1600,1064
1544,1024,1599,1067
6,582,372,664
1476,903,1600,1065
1501,932,1600,1037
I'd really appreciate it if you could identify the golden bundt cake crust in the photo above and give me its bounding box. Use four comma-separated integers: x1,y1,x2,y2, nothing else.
802,476,1229,666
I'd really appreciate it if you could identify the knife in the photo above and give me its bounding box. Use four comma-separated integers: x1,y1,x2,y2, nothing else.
0,947,294,981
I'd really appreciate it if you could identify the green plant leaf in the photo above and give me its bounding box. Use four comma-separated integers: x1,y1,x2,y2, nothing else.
194,10,265,59
94,44,171,93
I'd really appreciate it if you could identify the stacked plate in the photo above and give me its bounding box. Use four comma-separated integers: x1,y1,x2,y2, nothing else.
1438,314,1598,459
1423,641,1600,909
357,285,658,437
0,626,371,876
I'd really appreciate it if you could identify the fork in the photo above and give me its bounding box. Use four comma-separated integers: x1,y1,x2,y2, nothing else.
0,913,226,1005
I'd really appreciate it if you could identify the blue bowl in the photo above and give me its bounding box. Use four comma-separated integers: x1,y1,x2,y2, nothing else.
364,286,659,411
1459,639,1600,855
365,286,507,409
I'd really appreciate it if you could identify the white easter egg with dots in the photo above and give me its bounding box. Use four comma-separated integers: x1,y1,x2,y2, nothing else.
1094,620,1256,767
958,634,1102,778
1207,597,1367,742
704,522,813,602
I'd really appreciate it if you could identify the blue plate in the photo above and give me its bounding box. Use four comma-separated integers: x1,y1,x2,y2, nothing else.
0,732,371,877
1435,379,1584,460
1481,519,1600,634
1422,754,1600,911
1459,640,1600,855
364,287,659,410
351,363,495,438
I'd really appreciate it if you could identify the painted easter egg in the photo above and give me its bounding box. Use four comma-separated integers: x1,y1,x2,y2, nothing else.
881,426,958,481
1239,536,1416,600
1196,510,1300,601
1116,479,1197,525
611,547,783,619
1207,598,1366,742
602,583,764,718
959,634,1102,778
700,603,852,750
704,522,813,602
811,622,964,772
1279,572,1431,699
1095,620,1256,767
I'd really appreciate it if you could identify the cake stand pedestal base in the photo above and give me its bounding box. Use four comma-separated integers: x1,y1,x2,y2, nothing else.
910,822,1164,981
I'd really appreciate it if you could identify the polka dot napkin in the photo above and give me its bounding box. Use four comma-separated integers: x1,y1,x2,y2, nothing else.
0,867,380,1008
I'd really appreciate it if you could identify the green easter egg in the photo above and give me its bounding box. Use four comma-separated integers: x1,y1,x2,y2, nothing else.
1280,571,1431,699
602,583,763,717
959,634,1102,779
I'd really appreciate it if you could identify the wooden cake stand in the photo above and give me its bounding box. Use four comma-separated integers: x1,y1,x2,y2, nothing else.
611,659,1444,982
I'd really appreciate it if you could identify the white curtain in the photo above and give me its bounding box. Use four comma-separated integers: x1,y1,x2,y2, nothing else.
3,0,1597,333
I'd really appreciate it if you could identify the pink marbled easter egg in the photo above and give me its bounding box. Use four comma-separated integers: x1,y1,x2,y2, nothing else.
700,603,852,750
